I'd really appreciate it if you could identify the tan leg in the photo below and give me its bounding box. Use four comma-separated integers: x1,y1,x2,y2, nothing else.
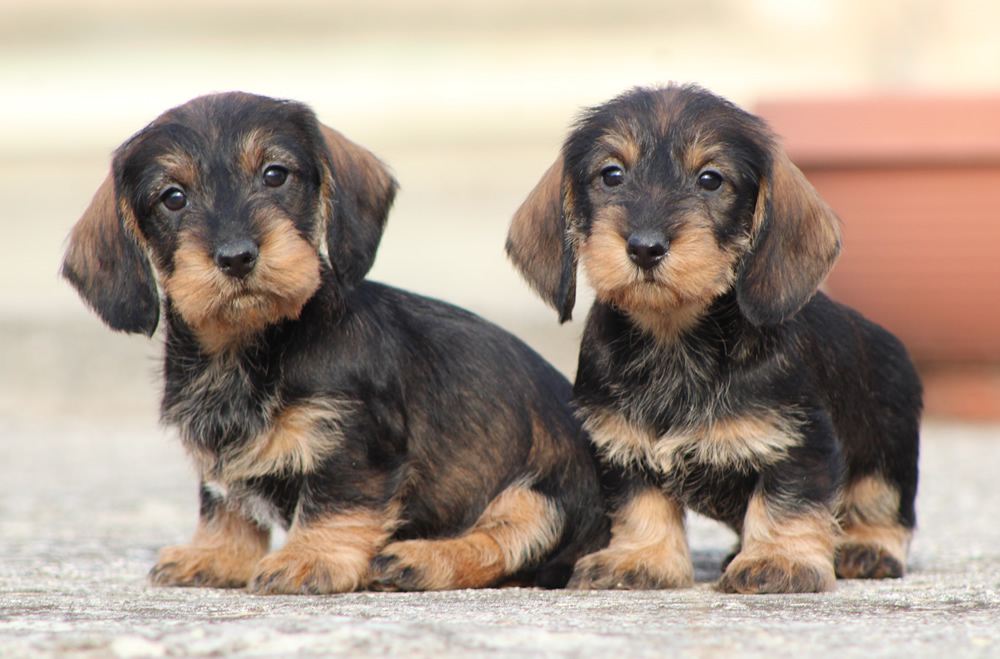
835,476,911,579
248,508,393,595
370,484,563,590
568,487,693,590
149,505,270,588
718,493,837,594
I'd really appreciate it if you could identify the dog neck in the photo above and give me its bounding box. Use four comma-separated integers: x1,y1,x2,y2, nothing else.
580,294,782,432
159,311,282,453
614,292,774,375
623,299,712,347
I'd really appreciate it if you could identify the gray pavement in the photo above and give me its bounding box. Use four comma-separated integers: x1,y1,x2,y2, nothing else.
2,321,1000,658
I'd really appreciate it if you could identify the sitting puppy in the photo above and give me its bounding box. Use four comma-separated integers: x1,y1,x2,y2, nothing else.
506,84,921,594
62,92,607,594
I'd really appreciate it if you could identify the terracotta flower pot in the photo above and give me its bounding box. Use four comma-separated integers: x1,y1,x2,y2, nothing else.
756,95,1000,419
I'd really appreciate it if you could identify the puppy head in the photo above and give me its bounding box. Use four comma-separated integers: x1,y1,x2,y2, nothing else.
62,92,397,351
507,84,841,329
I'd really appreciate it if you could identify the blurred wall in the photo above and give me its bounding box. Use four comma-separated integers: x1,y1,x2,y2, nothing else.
1,0,998,391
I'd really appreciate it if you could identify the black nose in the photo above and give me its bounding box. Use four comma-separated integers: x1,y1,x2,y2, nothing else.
214,239,259,279
626,231,668,270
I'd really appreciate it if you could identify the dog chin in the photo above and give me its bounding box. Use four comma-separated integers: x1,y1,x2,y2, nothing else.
598,277,681,313
599,278,720,343
176,284,313,352
223,289,274,317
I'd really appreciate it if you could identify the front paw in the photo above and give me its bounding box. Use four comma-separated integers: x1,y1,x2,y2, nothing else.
567,547,694,590
718,553,835,594
149,543,255,588
248,547,368,595
370,545,433,591
835,543,905,579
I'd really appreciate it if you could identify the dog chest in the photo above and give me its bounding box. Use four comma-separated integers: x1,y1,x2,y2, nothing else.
162,349,277,454
161,346,352,486
582,405,800,526
583,407,799,470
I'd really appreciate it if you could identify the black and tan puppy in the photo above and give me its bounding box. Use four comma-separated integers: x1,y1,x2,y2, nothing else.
62,92,607,594
506,84,921,594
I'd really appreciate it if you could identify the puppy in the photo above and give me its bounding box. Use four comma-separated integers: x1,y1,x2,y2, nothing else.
506,84,921,594
62,92,607,594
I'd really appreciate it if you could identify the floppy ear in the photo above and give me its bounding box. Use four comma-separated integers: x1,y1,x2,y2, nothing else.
61,173,160,336
736,149,842,326
505,157,579,322
319,124,398,286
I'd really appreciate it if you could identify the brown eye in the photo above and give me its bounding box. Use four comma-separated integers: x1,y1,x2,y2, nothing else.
160,187,187,211
600,164,625,188
262,165,288,188
697,170,724,191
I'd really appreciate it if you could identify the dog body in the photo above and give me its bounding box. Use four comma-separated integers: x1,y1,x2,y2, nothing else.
63,93,606,594
507,84,921,594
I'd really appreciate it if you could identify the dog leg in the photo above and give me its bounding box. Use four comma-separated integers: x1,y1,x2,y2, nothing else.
835,475,911,579
568,486,693,590
248,507,393,594
150,493,270,588
718,492,837,594
370,484,563,590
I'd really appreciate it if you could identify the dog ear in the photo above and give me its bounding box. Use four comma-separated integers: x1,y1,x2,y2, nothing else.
736,149,842,326
318,124,398,286
61,173,160,336
505,157,579,322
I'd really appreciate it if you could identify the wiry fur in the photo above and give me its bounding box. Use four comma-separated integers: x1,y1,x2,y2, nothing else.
63,92,608,594
506,84,922,594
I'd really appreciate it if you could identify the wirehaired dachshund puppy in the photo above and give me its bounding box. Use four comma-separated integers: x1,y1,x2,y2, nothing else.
62,92,607,594
506,84,922,594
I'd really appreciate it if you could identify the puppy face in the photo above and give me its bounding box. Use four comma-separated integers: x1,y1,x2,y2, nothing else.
566,90,767,328
121,96,328,347
507,84,841,330
63,93,397,352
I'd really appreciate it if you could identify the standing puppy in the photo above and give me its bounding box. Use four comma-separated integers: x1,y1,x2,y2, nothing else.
506,84,921,594
63,92,607,594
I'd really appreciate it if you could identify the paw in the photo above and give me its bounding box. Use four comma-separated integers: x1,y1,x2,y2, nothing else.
369,545,434,591
370,538,504,591
718,554,835,594
149,543,255,588
248,547,367,595
567,548,694,590
835,543,905,579
720,544,742,572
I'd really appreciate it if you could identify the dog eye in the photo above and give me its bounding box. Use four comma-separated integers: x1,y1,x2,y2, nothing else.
160,187,187,212
600,165,625,188
697,170,724,191
262,165,289,188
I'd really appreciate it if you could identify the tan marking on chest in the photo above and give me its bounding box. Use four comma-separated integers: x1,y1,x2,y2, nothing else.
583,409,800,473
190,398,352,484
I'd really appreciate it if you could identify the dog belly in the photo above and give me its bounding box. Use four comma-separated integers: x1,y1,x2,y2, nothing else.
204,476,300,531
660,461,757,530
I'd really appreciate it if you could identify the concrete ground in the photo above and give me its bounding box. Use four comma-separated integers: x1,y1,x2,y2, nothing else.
2,320,1000,658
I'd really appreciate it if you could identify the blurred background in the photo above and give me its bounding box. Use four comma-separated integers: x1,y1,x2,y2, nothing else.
2,0,999,428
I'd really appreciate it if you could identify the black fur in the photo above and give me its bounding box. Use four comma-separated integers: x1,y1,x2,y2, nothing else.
63,92,607,593
507,84,922,594
575,291,920,530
